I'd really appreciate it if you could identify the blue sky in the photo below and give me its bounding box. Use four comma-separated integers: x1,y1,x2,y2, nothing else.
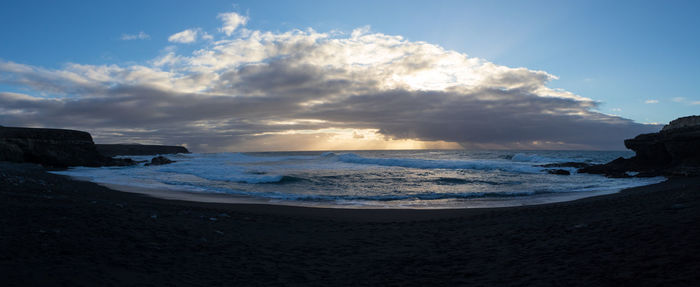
0,1,698,151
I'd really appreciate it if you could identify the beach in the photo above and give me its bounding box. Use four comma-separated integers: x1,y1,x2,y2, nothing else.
2,1,699,285
1,161,699,286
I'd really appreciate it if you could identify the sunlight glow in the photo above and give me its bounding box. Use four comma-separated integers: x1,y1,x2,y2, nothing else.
245,128,461,151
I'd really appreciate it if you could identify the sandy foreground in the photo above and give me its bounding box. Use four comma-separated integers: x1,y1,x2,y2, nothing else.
1,161,700,286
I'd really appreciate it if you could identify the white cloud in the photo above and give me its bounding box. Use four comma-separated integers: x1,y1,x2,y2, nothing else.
217,12,248,36
644,99,659,104
201,32,214,41
0,15,660,151
669,97,700,105
168,29,199,43
121,31,150,40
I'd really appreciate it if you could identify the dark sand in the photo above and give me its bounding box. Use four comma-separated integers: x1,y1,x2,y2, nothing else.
1,161,700,286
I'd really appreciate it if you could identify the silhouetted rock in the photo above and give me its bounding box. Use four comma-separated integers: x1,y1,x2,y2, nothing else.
0,126,135,168
661,115,700,132
145,156,175,166
579,157,633,178
580,115,700,177
96,144,189,157
546,169,571,175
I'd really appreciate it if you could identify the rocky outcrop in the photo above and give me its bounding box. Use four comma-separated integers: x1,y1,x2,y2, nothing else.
547,169,571,175
145,156,175,166
661,115,700,132
96,144,189,157
0,126,134,168
580,115,700,177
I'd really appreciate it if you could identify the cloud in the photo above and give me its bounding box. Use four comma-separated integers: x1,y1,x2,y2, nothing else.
168,29,199,43
121,31,150,40
668,97,700,105
217,12,248,36
201,32,214,41
645,99,659,104
0,19,660,152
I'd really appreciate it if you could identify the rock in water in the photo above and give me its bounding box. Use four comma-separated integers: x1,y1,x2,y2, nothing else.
145,156,175,166
547,169,571,175
580,115,700,177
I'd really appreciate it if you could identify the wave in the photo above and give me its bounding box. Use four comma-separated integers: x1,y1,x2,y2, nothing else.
270,175,308,184
144,152,327,183
199,188,582,202
333,153,541,173
431,177,503,185
206,152,320,163
165,174,664,202
154,164,285,184
509,153,562,163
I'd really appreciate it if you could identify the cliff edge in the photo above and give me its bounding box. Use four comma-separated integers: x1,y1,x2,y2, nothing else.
96,144,189,157
580,115,700,177
0,126,133,168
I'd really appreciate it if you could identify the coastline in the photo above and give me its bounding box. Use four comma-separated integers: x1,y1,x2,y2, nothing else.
2,161,700,285
95,179,646,210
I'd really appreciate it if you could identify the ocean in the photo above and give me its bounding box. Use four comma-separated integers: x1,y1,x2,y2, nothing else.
51,150,665,208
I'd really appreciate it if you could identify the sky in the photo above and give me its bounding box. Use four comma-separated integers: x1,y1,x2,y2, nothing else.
0,0,698,152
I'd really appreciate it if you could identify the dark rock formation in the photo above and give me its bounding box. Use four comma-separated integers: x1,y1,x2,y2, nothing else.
145,156,175,166
662,115,700,132
96,144,189,157
0,126,134,168
546,169,571,175
580,115,700,177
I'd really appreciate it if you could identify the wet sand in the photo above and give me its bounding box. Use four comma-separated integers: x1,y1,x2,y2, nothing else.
97,181,630,210
2,161,700,286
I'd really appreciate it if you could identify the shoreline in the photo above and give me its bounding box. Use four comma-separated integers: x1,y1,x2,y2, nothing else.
96,180,645,210
91,175,683,223
49,149,659,211
54,169,667,210
2,161,700,285
96,177,674,224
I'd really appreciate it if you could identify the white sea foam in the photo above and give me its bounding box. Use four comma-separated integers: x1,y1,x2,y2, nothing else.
334,153,541,173
510,153,562,163
150,156,286,183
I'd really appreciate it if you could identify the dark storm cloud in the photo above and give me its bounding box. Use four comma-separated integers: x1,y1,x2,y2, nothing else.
301,88,658,150
213,60,355,99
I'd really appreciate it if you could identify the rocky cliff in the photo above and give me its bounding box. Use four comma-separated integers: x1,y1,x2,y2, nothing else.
661,115,700,132
0,126,133,168
96,144,189,157
580,115,700,177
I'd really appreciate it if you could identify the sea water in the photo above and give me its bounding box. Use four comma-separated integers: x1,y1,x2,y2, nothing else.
51,150,665,208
